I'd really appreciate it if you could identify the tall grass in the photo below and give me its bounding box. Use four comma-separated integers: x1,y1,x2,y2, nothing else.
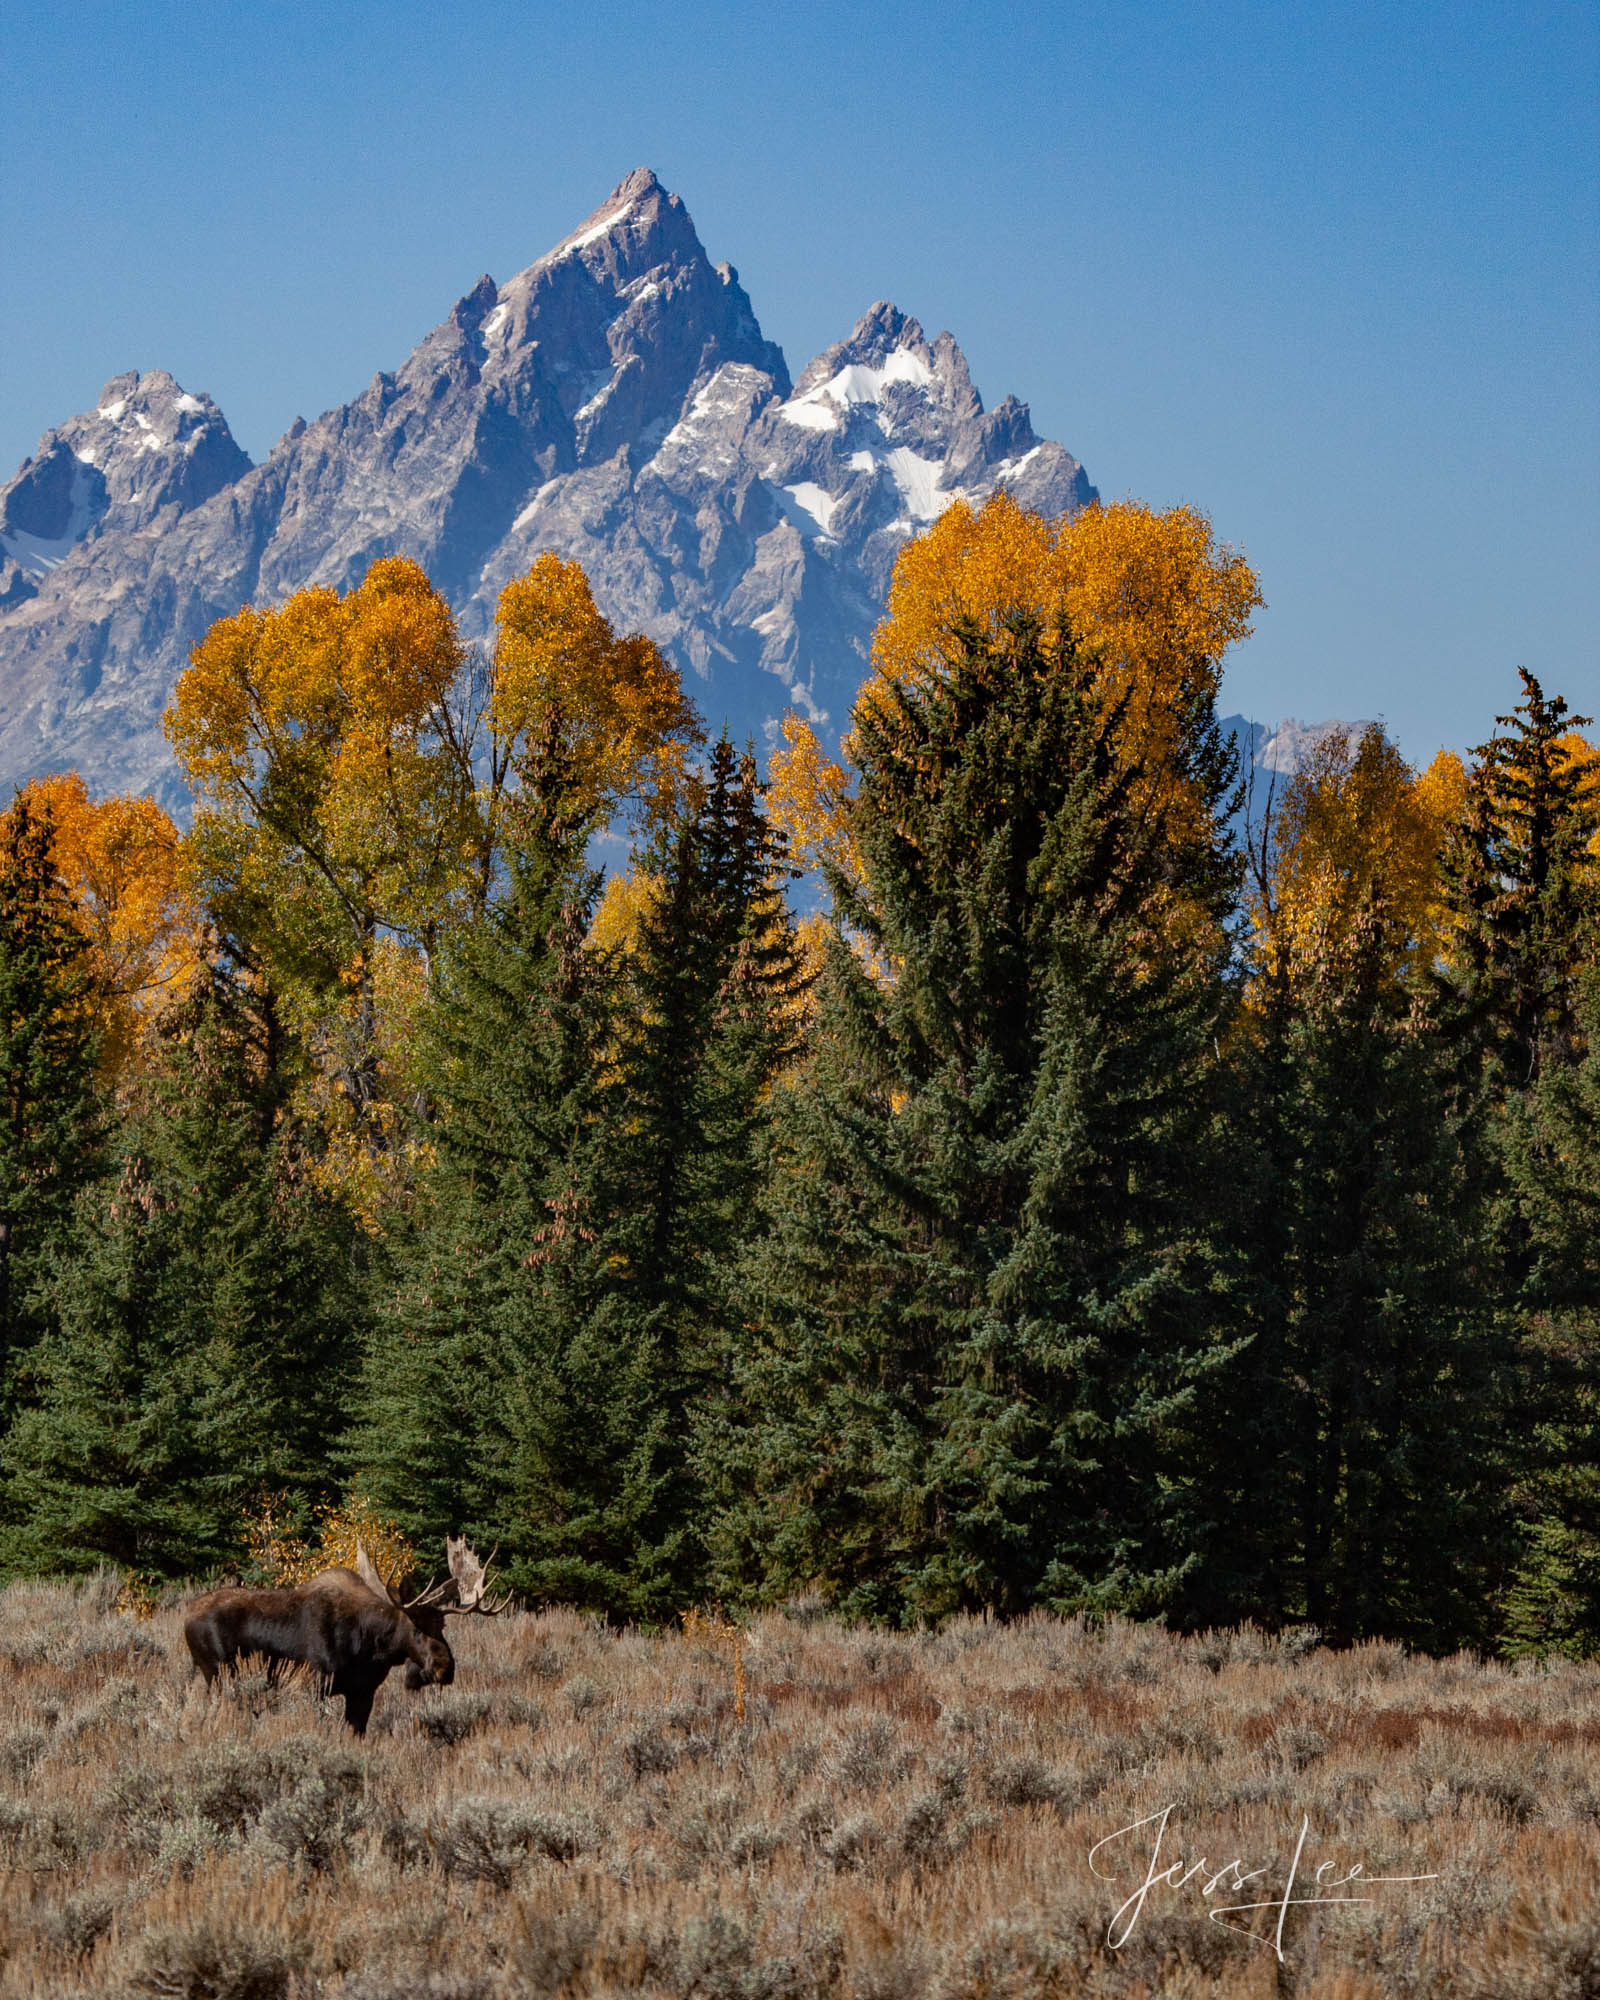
0,1576,1593,1996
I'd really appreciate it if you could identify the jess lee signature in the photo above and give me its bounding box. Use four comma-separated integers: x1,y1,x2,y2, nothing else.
1088,1804,1439,1962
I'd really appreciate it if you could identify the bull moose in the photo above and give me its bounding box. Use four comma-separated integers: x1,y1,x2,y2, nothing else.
184,1537,509,1734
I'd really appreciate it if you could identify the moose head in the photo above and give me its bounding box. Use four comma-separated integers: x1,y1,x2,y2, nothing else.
351,1537,512,1689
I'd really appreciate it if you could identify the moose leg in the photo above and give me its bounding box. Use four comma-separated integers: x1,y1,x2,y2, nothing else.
341,1682,376,1736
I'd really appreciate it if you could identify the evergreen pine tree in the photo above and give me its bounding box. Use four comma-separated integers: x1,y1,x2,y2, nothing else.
1442,669,1598,1093
1196,894,1511,1648
355,730,804,1620
349,724,608,1550
1497,958,1600,1655
1431,671,1600,1651
2,980,362,1577
0,795,101,1419
500,734,804,1617
718,616,1243,1622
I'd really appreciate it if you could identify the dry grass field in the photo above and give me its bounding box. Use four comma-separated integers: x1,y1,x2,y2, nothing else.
0,1577,1596,1998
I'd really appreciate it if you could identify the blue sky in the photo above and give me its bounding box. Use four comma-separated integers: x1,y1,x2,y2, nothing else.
2,0,1594,761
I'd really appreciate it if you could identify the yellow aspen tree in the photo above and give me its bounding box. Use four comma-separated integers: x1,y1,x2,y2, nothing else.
862,491,1262,845
587,865,662,956
166,557,482,1207
1,773,205,1082
1250,724,1458,993
492,552,702,827
168,556,481,962
765,711,860,885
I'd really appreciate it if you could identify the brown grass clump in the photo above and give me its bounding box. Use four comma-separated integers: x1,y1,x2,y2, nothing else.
0,1577,1592,1996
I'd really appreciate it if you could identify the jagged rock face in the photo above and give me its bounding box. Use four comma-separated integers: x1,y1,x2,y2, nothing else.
0,370,250,585
0,169,1095,811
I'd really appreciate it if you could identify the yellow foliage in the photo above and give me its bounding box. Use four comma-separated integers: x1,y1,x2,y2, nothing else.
1252,724,1455,990
1557,731,1600,862
792,911,831,991
1412,747,1469,835
767,713,861,884
241,1493,419,1588
300,936,435,1231
168,556,479,950
166,549,703,1218
861,492,1261,840
680,1606,747,1722
587,865,661,956
114,1574,163,1620
1,773,206,1079
868,492,1258,709
493,553,702,825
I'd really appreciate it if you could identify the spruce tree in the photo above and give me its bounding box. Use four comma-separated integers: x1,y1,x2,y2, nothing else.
1497,958,1600,1655
3,981,362,1578
499,734,804,1617
349,728,608,1551
1433,671,1600,1651
719,616,1243,1623
356,731,804,1620
1443,669,1598,1094
1198,895,1511,1649
0,795,100,1419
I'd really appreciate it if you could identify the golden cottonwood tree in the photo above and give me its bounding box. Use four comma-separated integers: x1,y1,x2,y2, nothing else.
494,553,702,827
1249,724,1462,992
866,492,1260,797
775,491,1261,896
0,774,204,1080
765,712,860,885
167,557,482,1206
168,556,480,965
166,550,703,1217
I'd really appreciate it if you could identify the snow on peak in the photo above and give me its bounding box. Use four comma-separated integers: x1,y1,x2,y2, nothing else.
778,346,935,430
883,447,957,522
174,393,205,415
559,200,636,257
773,482,842,539
98,400,127,423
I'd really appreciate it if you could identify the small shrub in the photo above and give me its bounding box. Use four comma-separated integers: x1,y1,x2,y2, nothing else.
509,1904,601,1990
133,1919,306,2000
676,1911,755,1999
898,1790,951,1864
413,1689,492,1746
35,1890,116,1960
437,1798,602,1886
155,1813,229,1879
562,1673,603,1719
1268,1722,1331,1771
0,1797,86,1868
622,1722,679,1780
0,1722,49,1780
833,1718,901,1792
728,1818,785,1865
984,1754,1064,1809
253,1771,368,1871
822,1812,880,1872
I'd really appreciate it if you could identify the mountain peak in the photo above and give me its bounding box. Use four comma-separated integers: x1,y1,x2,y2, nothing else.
0,174,1094,807
0,370,250,589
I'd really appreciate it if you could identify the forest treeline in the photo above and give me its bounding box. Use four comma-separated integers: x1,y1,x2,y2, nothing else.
0,493,1595,1656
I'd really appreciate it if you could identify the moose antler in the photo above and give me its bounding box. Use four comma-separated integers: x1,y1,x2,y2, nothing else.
439,1536,512,1617
355,1537,511,1616
354,1541,402,1606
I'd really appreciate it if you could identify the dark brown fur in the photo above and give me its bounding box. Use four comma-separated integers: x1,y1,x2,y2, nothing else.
184,1572,454,1734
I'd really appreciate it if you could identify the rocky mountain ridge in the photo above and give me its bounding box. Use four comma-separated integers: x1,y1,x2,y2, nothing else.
0,169,1095,810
